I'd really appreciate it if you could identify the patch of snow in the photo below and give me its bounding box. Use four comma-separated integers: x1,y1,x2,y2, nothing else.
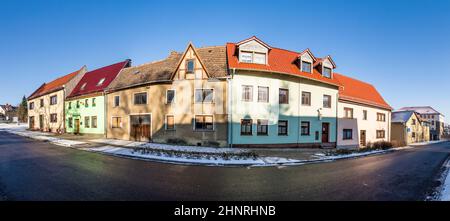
409,140,446,146
89,138,146,147
84,145,266,166
439,160,450,201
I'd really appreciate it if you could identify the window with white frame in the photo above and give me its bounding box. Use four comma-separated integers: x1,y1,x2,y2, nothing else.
258,86,269,103
194,115,213,131
195,89,214,103
242,85,253,102
114,96,120,107
134,92,147,105
166,115,175,130
323,67,332,78
301,61,312,73
239,51,267,64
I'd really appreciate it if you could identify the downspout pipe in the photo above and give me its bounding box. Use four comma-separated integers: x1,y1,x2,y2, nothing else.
228,68,236,148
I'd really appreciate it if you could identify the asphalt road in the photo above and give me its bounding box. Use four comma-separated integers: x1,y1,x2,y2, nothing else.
0,131,449,201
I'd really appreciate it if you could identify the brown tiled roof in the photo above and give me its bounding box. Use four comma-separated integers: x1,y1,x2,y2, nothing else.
28,67,84,100
107,46,228,91
107,52,182,91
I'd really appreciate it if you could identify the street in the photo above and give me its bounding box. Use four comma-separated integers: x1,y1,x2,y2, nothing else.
0,131,449,201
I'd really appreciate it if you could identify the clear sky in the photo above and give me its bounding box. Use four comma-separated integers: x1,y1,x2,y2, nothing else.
1,0,449,122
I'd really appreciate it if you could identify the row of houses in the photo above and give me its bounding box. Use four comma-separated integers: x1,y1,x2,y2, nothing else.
26,36,444,148
0,104,18,122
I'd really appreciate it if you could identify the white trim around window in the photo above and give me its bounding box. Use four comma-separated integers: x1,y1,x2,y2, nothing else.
165,114,175,130
193,114,214,131
166,89,176,104
194,88,215,104
133,91,148,105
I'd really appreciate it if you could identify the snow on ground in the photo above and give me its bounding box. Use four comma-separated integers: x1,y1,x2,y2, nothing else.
90,138,249,154
84,145,268,166
409,140,446,146
0,123,86,147
439,160,450,201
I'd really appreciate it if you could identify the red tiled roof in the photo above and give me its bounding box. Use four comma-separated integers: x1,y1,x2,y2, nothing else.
28,67,84,100
334,73,392,110
226,43,342,87
68,60,130,98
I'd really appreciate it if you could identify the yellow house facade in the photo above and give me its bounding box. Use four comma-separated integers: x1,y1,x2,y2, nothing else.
391,111,430,146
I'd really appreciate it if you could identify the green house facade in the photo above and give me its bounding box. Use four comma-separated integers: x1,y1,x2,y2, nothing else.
65,95,105,134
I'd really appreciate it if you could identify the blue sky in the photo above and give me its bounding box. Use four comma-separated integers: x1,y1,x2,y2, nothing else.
1,0,449,122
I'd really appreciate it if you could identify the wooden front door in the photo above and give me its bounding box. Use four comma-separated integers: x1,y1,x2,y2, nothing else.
360,130,366,147
130,115,151,142
74,119,80,134
29,116,34,129
39,115,44,130
321,123,329,143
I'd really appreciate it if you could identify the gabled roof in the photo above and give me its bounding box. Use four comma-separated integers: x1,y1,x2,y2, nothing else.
28,66,85,100
334,73,392,110
298,48,317,62
226,42,342,87
236,36,272,49
68,60,129,98
398,106,443,116
391,111,415,123
314,55,337,68
107,45,228,92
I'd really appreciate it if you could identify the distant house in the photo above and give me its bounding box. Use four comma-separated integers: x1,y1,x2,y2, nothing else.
391,111,430,145
0,103,18,122
398,106,445,140
27,66,87,133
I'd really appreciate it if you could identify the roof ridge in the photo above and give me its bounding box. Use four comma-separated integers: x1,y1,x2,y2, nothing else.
125,54,182,69
86,60,129,73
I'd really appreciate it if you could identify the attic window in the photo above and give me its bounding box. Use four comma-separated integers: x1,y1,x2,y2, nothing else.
323,67,332,78
301,61,312,73
134,70,140,75
97,78,106,86
239,51,267,64
80,83,87,90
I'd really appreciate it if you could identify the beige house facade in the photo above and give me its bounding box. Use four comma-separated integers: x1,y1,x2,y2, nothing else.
27,67,86,133
105,44,229,146
391,111,430,145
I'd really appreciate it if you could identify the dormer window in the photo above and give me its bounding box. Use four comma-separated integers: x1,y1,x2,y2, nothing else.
97,78,105,86
239,51,266,64
323,67,332,78
186,59,195,73
301,61,312,73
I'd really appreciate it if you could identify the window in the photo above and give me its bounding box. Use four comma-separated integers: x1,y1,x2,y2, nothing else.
85,99,89,107
186,59,195,73
91,116,97,128
323,95,331,108
134,92,147,105
301,92,311,106
344,108,353,119
301,121,310,136
315,131,319,140
240,51,253,63
166,115,175,130
40,99,44,107
278,120,288,135
343,129,353,140
97,78,105,86
114,96,120,107
29,102,34,110
68,102,72,109
240,119,253,136
253,53,266,64
50,114,57,123
279,89,289,104
363,110,367,120
376,130,385,138
412,119,416,125
80,83,87,90
323,67,332,78
76,101,80,108
377,113,386,122
84,116,90,128
257,119,268,136
258,86,269,103
92,98,96,107
194,115,214,131
412,132,416,138
195,89,214,103
242,85,253,102
68,117,73,128
112,117,121,128
50,95,57,105
166,90,175,104
301,61,312,73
